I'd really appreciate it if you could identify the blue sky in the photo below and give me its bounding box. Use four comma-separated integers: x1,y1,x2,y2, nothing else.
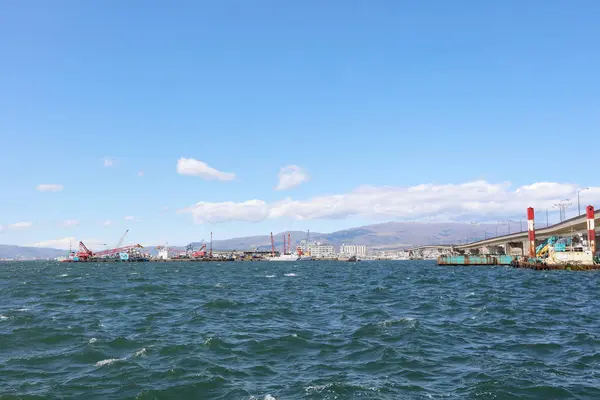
1,1,599,249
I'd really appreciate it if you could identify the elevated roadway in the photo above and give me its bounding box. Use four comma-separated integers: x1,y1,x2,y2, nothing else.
411,209,600,255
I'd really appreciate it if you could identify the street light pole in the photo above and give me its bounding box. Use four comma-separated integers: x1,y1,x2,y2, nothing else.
577,187,589,216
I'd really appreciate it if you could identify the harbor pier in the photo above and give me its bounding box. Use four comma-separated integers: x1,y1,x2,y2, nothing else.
430,205,600,269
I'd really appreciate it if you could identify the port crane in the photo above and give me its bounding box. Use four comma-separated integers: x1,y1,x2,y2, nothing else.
192,244,207,258
77,230,142,260
115,229,129,248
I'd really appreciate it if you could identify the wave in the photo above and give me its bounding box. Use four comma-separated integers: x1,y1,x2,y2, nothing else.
134,348,147,357
305,382,384,397
203,299,241,310
95,358,123,367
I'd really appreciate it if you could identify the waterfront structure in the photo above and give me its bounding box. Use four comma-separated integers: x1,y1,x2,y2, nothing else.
306,243,335,258
372,250,411,260
340,244,367,258
434,205,599,268
411,206,600,258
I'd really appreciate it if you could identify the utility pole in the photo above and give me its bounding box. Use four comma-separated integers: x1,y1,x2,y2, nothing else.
554,199,571,222
546,209,549,227
577,187,589,216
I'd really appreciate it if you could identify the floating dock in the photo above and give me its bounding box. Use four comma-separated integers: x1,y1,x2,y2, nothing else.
437,255,515,266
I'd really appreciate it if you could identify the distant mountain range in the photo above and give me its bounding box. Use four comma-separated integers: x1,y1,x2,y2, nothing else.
0,221,505,259
195,221,500,251
0,245,66,260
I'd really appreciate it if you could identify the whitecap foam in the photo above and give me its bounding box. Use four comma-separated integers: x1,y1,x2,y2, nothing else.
264,396,277,400
89,338,97,344
134,348,146,357
59,274,69,277
466,292,475,297
215,283,225,288
265,275,275,278
0,315,8,321
14,308,29,312
284,273,296,277
379,317,417,328
130,272,139,275
95,358,122,367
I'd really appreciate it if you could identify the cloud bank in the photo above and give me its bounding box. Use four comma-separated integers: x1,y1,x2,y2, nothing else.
8,222,33,229
276,165,309,190
180,180,600,224
36,184,64,192
60,220,80,228
176,158,235,181
31,237,106,250
103,157,116,167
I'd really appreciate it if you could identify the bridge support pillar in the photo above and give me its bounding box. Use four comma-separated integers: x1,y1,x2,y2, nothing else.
527,207,536,258
587,205,596,254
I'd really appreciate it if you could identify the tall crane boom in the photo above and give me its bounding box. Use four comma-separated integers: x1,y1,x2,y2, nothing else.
94,244,142,257
116,229,129,248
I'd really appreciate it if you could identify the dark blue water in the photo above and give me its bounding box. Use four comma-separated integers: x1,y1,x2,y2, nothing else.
1,261,600,399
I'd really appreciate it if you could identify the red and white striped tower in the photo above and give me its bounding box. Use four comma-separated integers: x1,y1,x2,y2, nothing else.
586,205,596,254
527,207,536,258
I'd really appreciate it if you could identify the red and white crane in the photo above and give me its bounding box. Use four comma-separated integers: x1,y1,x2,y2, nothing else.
77,230,142,260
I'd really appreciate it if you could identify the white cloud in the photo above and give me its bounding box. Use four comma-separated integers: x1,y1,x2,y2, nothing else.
60,220,79,228
276,165,309,191
103,220,112,226
9,222,33,229
138,171,144,177
31,237,106,250
180,200,270,224
180,180,600,224
124,216,139,222
103,157,116,167
36,184,64,192
176,157,235,181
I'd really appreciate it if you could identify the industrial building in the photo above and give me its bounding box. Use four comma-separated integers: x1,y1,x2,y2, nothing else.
340,244,368,258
